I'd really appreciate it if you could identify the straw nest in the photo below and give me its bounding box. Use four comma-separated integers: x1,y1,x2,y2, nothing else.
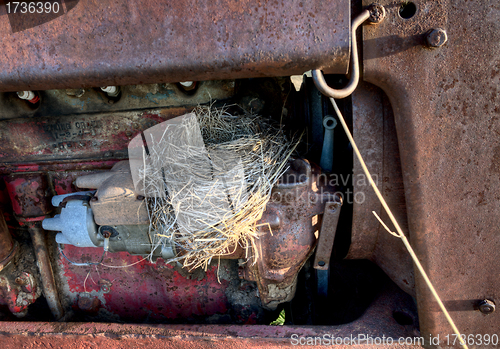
141,104,297,270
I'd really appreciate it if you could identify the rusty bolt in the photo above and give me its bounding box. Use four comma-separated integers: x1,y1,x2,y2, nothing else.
478,299,495,314
78,293,101,312
66,88,85,98
101,230,111,239
367,4,386,24
426,28,447,48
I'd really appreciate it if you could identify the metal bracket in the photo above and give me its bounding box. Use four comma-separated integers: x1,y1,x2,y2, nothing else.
314,200,342,270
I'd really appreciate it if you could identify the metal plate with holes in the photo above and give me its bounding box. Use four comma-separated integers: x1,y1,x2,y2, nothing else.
362,0,500,342
314,201,341,271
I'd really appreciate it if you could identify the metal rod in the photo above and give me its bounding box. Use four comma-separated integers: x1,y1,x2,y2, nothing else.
312,9,370,99
27,222,64,320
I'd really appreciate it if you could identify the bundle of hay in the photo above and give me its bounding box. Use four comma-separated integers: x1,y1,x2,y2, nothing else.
140,105,297,270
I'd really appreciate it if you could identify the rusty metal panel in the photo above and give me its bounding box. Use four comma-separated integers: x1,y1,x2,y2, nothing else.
0,0,350,92
362,0,500,344
0,108,190,164
4,173,52,217
55,246,263,323
349,82,414,297
0,81,236,120
0,281,421,347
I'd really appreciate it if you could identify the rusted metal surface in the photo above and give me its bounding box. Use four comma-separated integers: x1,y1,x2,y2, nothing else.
55,246,263,323
362,0,500,344
0,209,14,264
0,81,235,120
0,269,37,317
27,222,64,320
349,82,414,297
0,160,118,175
4,173,52,218
241,159,337,309
3,172,64,319
0,212,42,318
2,0,65,33
0,0,350,92
313,200,342,271
0,281,421,348
0,108,190,164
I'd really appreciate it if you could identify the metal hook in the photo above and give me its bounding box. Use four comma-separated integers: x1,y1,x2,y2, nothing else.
312,9,371,99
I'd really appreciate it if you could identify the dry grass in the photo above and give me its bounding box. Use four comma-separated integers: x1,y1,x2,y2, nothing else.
139,104,298,270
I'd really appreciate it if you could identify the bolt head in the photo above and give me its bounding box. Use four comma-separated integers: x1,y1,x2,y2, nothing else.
78,293,101,312
426,28,448,48
478,299,496,314
368,4,386,24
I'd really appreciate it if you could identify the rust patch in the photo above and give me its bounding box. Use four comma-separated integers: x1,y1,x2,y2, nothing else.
0,0,349,92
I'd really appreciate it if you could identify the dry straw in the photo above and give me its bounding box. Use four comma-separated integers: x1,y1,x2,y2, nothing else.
140,104,298,270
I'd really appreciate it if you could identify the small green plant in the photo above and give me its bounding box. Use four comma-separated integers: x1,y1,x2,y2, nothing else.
270,309,285,326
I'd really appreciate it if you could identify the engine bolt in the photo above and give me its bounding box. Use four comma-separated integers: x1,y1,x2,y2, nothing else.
478,299,495,314
426,28,447,48
78,293,101,312
367,3,386,24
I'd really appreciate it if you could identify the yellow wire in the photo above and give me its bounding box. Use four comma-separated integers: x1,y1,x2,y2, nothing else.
329,97,468,349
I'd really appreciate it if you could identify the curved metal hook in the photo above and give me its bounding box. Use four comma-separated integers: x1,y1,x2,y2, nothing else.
312,9,370,99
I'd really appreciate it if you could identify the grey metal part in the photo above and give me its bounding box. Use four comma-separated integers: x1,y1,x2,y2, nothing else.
97,225,175,259
319,116,337,172
50,191,94,207
42,198,98,248
161,244,176,260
